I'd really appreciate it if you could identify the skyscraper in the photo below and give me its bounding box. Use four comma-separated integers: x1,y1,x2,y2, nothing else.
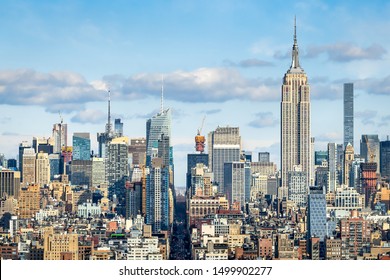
224,161,246,209
307,186,327,241
186,153,209,190
343,83,354,148
52,121,67,154
258,152,270,163
380,139,390,181
208,126,241,193
327,143,338,193
36,152,50,187
114,118,124,137
281,19,311,190
360,134,380,174
288,168,308,208
73,133,91,161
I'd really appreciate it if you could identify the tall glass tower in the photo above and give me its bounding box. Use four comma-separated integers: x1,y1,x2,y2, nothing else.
343,83,354,147
281,18,311,190
72,133,91,160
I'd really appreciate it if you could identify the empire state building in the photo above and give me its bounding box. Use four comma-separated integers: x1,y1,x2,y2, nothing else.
281,19,311,191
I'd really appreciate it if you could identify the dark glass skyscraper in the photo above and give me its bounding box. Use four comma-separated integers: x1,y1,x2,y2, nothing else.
307,186,327,241
343,83,354,148
73,133,91,161
380,139,390,181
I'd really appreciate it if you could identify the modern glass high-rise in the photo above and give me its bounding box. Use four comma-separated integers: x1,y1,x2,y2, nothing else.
146,158,169,233
114,118,124,137
281,19,311,190
208,126,241,193
344,83,354,148
73,133,91,161
307,186,327,241
360,134,380,174
380,139,390,180
146,109,171,166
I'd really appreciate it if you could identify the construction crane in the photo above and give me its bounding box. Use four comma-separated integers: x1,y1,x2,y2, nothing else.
195,116,206,153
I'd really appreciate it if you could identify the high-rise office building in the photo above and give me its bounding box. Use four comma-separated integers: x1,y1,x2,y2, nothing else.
258,152,270,163
186,153,209,190
48,153,61,181
344,143,354,186
327,143,338,193
73,133,91,161
7,159,17,169
224,161,246,209
343,83,354,148
146,109,171,166
128,138,147,167
281,19,311,189
0,169,21,198
208,126,241,193
315,151,328,165
18,184,40,219
22,148,36,186
114,118,124,137
106,137,129,186
36,152,50,187
146,158,169,233
288,168,308,208
71,160,92,186
52,122,67,154
307,186,327,241
190,163,214,197
19,141,31,182
91,157,106,187
360,134,380,174
380,139,390,181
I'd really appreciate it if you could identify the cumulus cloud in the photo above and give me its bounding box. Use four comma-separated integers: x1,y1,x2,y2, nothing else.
248,112,278,128
355,75,390,96
224,58,273,68
356,110,378,125
71,109,107,124
106,67,278,103
305,43,387,62
0,69,106,112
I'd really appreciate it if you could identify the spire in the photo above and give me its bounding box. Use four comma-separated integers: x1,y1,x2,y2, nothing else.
106,89,112,136
291,16,301,70
160,74,164,113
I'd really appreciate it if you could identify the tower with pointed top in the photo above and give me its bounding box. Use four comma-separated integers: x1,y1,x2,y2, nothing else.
281,18,311,193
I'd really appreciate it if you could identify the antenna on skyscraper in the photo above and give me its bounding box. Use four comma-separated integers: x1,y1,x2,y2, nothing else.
161,74,164,113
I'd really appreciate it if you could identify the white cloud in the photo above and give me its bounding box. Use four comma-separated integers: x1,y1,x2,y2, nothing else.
248,112,278,128
71,109,106,124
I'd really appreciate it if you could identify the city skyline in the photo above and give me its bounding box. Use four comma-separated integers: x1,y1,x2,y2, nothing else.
1,1,390,187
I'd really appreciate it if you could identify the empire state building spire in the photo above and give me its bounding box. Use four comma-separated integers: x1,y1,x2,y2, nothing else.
290,16,303,71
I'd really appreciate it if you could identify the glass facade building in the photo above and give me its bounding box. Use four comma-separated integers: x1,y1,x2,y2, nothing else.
73,133,91,161
343,83,354,147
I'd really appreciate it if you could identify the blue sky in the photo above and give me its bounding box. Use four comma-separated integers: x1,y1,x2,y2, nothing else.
0,0,389,186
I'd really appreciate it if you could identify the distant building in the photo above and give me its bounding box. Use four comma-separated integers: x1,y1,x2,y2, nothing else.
186,153,209,190
208,126,241,193
22,148,36,186
344,143,354,186
44,232,79,260
36,152,50,187
224,162,246,209
307,186,327,241
0,169,21,198
18,184,40,219
114,118,124,137
380,139,390,181
327,143,338,193
258,152,270,163
287,169,308,208
72,133,91,161
343,83,354,147
281,21,311,190
360,134,380,174
315,151,328,166
128,138,147,167
52,122,67,154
